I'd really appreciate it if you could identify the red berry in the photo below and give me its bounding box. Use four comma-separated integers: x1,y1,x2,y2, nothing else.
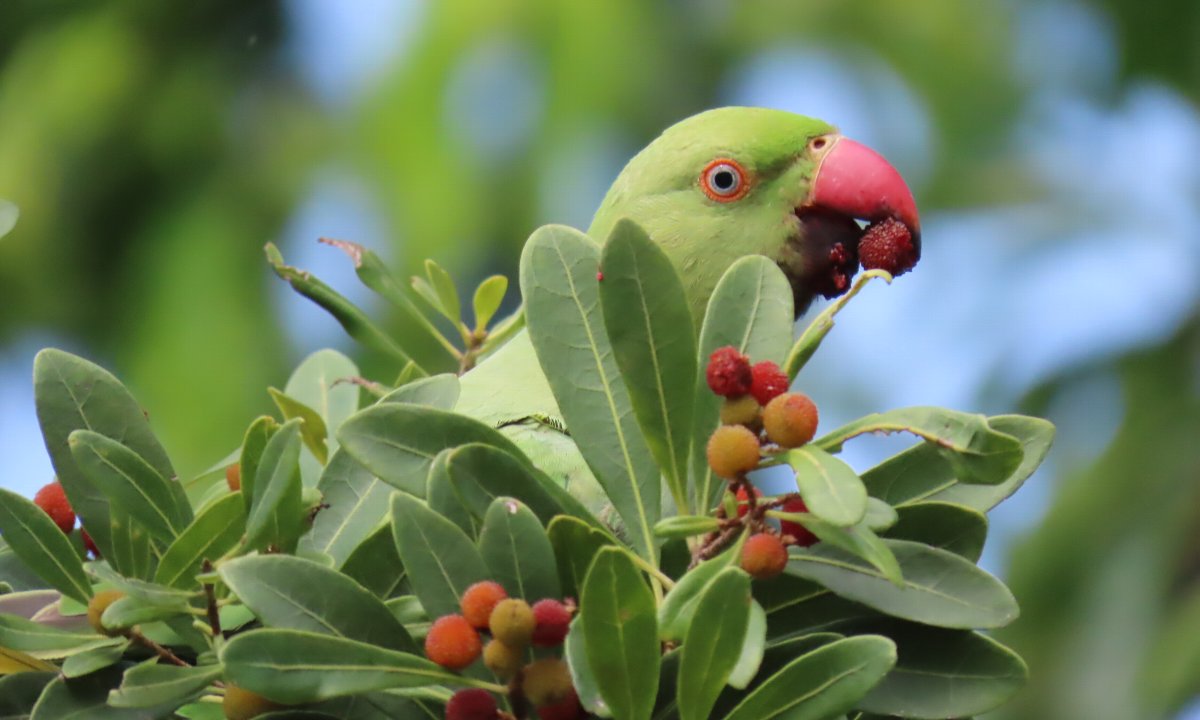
858,217,918,277
741,533,788,580
531,599,572,647
735,485,760,518
780,498,819,547
762,393,819,448
537,687,584,720
445,688,498,720
425,615,482,670
34,481,75,534
750,361,789,406
705,346,752,397
81,529,100,558
461,581,508,630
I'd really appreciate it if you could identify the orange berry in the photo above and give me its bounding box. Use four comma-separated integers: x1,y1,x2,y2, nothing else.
225,464,241,492
719,394,761,428
425,614,482,670
461,581,508,630
521,658,574,707
762,393,819,448
706,425,761,479
87,589,126,636
222,685,281,720
34,481,75,534
445,688,498,720
741,533,788,580
482,639,523,680
488,598,535,649
531,599,572,647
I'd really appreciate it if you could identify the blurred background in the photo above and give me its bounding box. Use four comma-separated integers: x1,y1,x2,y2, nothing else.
1,0,1198,717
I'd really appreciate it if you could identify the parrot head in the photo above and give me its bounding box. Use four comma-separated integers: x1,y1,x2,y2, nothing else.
588,107,921,317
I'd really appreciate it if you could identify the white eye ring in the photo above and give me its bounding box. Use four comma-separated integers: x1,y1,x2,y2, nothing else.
701,159,748,202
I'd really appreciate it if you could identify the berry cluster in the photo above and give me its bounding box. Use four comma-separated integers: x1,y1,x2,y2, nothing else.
32,479,101,559
701,347,822,579
428,581,584,720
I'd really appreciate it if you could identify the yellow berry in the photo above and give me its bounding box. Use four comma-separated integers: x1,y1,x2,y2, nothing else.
705,425,761,479
87,590,126,636
223,685,281,720
521,658,575,707
488,598,535,649
483,639,524,680
719,394,761,429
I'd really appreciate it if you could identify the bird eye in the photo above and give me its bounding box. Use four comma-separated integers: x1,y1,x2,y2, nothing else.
700,159,749,202
809,136,829,152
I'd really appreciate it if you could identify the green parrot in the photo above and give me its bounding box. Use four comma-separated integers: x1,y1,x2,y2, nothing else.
454,106,921,514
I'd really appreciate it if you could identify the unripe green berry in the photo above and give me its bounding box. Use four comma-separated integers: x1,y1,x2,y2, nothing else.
488,598,535,649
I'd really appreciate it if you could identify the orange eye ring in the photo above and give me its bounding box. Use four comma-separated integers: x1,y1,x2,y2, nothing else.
700,158,750,202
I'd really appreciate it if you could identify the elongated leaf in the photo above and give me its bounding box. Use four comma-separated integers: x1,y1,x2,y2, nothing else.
884,501,988,561
777,512,903,585
60,642,128,678
654,515,722,540
783,446,868,527
472,275,508,331
379,373,461,409
0,613,113,659
305,450,393,566
424,259,462,324
864,498,898,532
85,564,196,608
786,539,1018,629
221,629,459,704
722,635,896,720
678,568,752,720
101,596,188,629
244,420,304,553
599,219,697,508
520,224,660,559
390,493,488,618
0,671,55,718
155,492,245,589
728,600,766,690
106,507,155,580
284,349,361,444
34,349,176,565
691,257,793,513
783,270,891,378
68,431,191,544
0,646,55,673
237,416,279,512
565,618,613,718
857,621,1027,718
426,450,478,537
269,389,330,466
220,555,415,652
338,403,527,496
108,662,224,709
478,498,559,602
818,407,1024,486
580,547,659,720
32,667,178,719
0,488,91,605
548,516,616,599
658,542,742,642
0,199,17,239
340,522,407,599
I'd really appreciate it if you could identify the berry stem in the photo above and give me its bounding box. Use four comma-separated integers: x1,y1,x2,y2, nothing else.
129,628,191,668
620,547,676,591
202,560,222,639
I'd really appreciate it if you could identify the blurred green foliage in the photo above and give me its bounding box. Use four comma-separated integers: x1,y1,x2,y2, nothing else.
2,1,1199,717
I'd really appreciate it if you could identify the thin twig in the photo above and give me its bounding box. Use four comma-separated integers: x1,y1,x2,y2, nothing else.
202,560,222,638
129,628,190,667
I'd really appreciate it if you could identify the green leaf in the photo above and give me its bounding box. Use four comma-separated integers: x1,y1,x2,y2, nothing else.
106,507,155,580
0,671,55,718
379,373,461,409
678,568,752,720
426,450,479,537
599,219,698,509
34,348,176,565
521,224,660,560
783,270,892,378
0,488,92,605
68,430,192,544
565,617,613,718
0,199,18,239
237,416,279,513
33,667,178,719
284,349,361,444
478,497,559,602
85,563,196,607
856,621,1027,718
658,541,743,642
884,501,988,562
653,515,722,540
547,516,617,599
101,595,189,629
244,419,305,553
221,629,460,704
864,498,898,532
817,407,1025,486
782,446,869,527
155,492,245,589
423,259,462,324
785,539,1018,629
780,513,903,586
691,257,793,513
268,388,330,466
0,645,56,673
304,450,393,567
340,522,407,599
472,275,508,331
727,600,766,690
0,612,114,659
390,493,488,619
338,403,527,496
721,635,896,720
220,555,416,653
60,641,129,678
108,662,224,709
580,547,660,720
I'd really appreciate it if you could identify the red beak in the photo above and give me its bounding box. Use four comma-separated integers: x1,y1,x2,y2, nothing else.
807,136,921,253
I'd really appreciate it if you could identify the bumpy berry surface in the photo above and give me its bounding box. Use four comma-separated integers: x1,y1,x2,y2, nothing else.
461,581,508,630
531,599,572,647
225,464,241,492
537,688,584,720
522,658,575,707
81,529,100,558
780,498,819,547
858,217,918,276
483,639,523,680
222,685,280,720
705,346,752,397
750,361,790,406
735,485,760,518
719,394,761,428
762,392,819,448
488,598,535,648
741,533,788,580
34,481,75,534
425,614,482,670
87,589,126,636
706,425,761,479
445,688,498,720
